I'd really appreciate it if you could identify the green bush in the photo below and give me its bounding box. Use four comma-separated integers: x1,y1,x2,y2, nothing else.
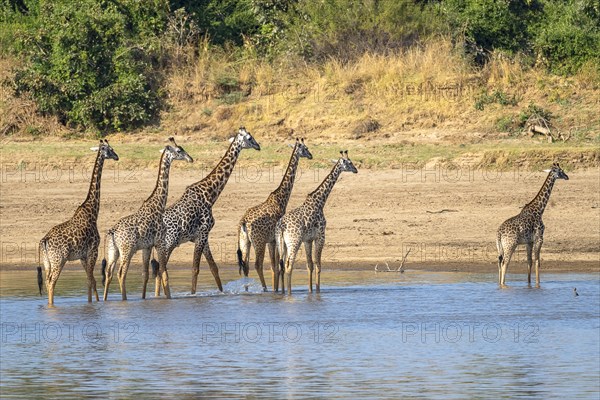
172,0,259,46
274,0,443,61
11,0,166,133
533,0,600,75
442,0,542,59
0,0,42,56
474,90,518,110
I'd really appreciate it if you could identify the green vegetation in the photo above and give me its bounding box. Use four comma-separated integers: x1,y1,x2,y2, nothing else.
0,0,599,135
475,90,519,111
2,139,597,171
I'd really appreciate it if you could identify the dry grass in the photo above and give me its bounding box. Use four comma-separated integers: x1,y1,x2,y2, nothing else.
161,38,599,146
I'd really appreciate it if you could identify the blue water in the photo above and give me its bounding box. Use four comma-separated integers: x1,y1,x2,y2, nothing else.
1,269,599,398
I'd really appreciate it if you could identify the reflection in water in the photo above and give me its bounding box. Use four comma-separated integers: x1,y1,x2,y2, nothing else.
0,269,599,398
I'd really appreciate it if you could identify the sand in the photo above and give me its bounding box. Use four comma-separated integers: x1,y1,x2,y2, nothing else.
1,160,598,274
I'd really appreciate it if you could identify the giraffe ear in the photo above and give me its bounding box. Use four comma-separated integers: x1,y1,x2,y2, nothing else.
90,147,99,152
330,159,338,164
159,148,165,154
543,169,551,173
288,143,295,148
228,136,235,143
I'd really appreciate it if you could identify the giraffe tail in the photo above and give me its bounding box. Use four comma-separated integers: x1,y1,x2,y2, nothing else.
237,222,249,276
101,259,107,286
276,226,285,274
151,249,159,278
37,239,47,295
496,232,504,270
102,230,114,286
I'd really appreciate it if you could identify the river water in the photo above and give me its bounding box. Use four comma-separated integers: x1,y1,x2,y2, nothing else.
1,269,598,398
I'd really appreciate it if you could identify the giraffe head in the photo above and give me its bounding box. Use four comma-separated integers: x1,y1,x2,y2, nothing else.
230,126,261,151
291,138,313,159
161,137,194,163
336,150,358,173
91,139,119,161
544,162,569,180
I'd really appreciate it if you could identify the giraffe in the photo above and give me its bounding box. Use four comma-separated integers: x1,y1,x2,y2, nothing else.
276,150,358,294
102,138,193,301
496,162,569,287
39,140,119,305
237,138,313,291
157,127,260,298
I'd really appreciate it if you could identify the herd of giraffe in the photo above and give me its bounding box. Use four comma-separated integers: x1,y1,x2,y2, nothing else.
38,127,569,305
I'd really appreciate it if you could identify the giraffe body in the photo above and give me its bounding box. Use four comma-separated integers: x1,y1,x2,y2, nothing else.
102,138,193,301
276,151,357,294
496,163,569,287
237,139,312,291
39,140,119,305
157,127,260,297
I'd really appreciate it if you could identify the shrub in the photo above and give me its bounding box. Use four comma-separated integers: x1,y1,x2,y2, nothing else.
474,90,518,110
11,0,167,133
533,0,600,75
276,0,443,61
442,0,542,62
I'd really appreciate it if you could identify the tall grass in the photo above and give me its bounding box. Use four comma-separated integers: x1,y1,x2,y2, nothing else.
163,36,598,141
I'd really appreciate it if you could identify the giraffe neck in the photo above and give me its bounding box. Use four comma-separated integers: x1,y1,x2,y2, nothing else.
197,140,243,204
524,172,556,215
269,146,301,209
146,151,173,209
306,162,343,210
81,151,105,220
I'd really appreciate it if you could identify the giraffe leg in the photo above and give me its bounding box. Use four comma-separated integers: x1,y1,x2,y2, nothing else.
117,248,134,301
500,242,517,288
46,259,66,306
155,244,172,298
191,240,204,294
254,242,268,291
534,239,543,288
314,233,325,293
304,241,314,293
278,240,287,293
81,252,99,303
267,242,278,292
203,242,223,292
103,239,119,301
141,248,151,299
526,243,533,286
159,265,171,299
80,259,93,303
88,248,100,302
157,251,172,299
155,262,163,297
284,241,301,295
